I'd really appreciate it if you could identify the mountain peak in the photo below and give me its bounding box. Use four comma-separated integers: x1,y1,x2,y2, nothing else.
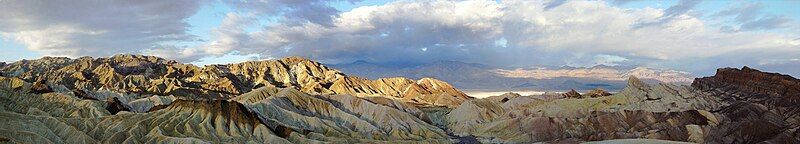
278,56,314,65
627,76,649,89
0,55,470,107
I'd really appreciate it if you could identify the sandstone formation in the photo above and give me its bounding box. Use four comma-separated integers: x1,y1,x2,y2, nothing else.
444,76,725,143
1,55,798,143
562,89,583,98
232,87,452,143
0,78,448,143
0,55,471,107
693,66,800,143
0,76,286,143
557,88,611,99
585,88,612,98
441,67,798,143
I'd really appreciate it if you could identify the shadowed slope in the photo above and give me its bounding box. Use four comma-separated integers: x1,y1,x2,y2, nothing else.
232,87,453,143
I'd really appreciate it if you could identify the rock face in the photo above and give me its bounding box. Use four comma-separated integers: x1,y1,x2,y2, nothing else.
439,67,797,143
0,93,290,143
104,97,130,114
585,88,612,98
444,76,724,143
1,55,798,143
562,89,583,98
232,87,452,143
0,55,471,107
693,66,800,143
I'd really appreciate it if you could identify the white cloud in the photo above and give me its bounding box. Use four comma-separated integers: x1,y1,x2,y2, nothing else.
205,0,798,74
1,0,797,76
0,0,206,58
711,2,794,31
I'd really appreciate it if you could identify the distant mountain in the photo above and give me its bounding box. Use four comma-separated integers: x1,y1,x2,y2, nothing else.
494,65,694,84
330,60,693,91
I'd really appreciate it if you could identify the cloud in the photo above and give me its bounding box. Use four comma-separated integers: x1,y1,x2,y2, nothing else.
209,0,506,64
0,0,207,58
632,0,702,28
711,2,793,31
223,0,358,26
205,0,798,75
543,0,567,10
740,15,792,31
610,0,641,6
1,0,797,76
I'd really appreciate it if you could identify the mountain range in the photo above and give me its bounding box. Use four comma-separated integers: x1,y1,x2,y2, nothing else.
0,55,798,143
330,60,694,91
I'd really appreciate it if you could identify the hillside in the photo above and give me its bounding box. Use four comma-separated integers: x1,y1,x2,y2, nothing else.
0,55,797,143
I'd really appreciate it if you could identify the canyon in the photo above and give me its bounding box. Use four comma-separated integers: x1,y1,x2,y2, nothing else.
0,55,797,143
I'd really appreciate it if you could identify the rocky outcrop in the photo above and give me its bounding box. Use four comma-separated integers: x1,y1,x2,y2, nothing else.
125,95,177,113
0,85,110,118
4,55,800,143
0,87,289,143
446,100,715,143
105,97,130,114
0,76,29,92
562,89,582,98
693,66,800,143
30,80,53,94
0,55,471,107
444,76,725,143
233,87,453,143
693,66,800,107
327,77,471,107
559,88,612,99
586,88,612,98
483,92,522,103
443,67,797,143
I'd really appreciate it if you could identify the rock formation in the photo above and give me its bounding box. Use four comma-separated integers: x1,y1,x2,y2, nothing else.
562,89,583,98
0,55,471,107
232,87,452,143
0,90,291,143
0,55,798,143
693,66,800,143
443,76,724,143
585,88,612,98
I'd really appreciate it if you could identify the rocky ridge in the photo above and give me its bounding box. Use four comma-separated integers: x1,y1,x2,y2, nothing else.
443,76,724,143
692,66,800,143
0,75,452,143
0,55,798,143
0,55,471,107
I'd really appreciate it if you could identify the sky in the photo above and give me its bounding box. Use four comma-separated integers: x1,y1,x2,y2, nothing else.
0,0,798,76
